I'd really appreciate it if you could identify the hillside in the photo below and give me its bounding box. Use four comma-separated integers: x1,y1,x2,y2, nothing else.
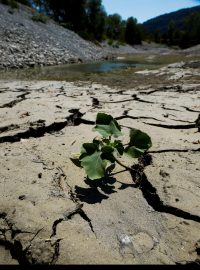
0,2,108,69
143,5,200,34
0,2,166,70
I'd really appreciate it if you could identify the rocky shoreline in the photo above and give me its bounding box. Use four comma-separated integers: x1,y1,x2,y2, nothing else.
0,3,109,69
0,3,176,70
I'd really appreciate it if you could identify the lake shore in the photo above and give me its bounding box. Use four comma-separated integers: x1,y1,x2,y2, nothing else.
0,2,177,70
0,56,200,264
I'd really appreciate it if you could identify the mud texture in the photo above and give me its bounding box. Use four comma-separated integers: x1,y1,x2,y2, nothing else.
0,59,200,265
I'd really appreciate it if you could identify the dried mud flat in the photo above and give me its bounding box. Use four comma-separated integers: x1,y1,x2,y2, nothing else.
0,60,200,265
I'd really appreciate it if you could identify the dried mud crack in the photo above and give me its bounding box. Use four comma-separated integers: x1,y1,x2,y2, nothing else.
101,94,155,105
0,211,64,265
131,155,200,224
53,168,96,237
145,122,196,129
0,92,30,109
0,212,37,265
149,148,200,154
0,239,30,265
50,204,84,238
0,110,86,143
0,64,200,264
116,114,161,122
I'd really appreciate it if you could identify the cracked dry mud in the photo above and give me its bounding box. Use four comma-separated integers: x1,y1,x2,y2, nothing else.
0,60,200,265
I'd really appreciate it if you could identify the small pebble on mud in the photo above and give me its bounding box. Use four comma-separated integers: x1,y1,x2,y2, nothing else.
18,195,26,200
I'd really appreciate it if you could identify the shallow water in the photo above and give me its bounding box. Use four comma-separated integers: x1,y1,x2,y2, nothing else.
0,53,197,85
0,57,155,81
56,60,144,73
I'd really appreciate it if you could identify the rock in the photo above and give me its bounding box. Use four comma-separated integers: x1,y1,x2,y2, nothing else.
18,195,26,200
68,58,79,64
28,62,35,67
184,61,200,69
167,62,185,68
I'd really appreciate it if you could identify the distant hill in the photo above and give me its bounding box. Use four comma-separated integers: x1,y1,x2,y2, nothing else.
143,5,200,34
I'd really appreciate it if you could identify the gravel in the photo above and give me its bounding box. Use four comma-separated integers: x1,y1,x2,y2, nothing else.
0,3,109,69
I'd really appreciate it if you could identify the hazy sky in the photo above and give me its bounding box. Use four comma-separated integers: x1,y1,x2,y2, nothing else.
102,0,200,23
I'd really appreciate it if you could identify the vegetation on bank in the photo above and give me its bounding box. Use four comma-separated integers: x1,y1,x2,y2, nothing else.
0,0,143,45
1,0,200,49
144,6,200,49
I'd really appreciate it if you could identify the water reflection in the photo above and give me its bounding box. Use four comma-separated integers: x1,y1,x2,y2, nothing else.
0,59,146,81
63,60,143,73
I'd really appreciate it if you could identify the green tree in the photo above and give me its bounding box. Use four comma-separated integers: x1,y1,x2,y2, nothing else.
153,29,161,43
86,0,106,41
63,0,87,33
125,17,142,45
16,0,30,6
42,0,87,33
106,13,123,40
185,12,200,47
167,20,176,45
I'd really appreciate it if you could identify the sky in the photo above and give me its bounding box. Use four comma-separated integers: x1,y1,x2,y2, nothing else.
102,0,200,23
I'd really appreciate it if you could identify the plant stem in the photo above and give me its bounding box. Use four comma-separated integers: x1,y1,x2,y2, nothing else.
114,157,135,172
110,169,127,176
114,157,141,184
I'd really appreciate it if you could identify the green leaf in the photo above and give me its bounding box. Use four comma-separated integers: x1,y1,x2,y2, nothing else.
81,151,107,180
81,143,99,155
129,128,152,149
93,138,102,146
125,146,145,158
112,140,124,155
125,128,152,158
80,143,99,160
101,145,114,154
101,152,115,163
70,158,82,168
93,112,122,138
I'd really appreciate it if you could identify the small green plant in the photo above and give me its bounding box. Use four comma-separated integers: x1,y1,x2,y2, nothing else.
31,13,48,24
108,39,114,46
1,0,18,9
71,112,152,180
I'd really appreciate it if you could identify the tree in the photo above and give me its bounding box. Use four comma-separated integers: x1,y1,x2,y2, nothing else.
16,0,30,6
106,13,122,40
63,0,87,33
185,12,200,47
153,29,161,43
86,0,106,41
125,17,142,45
176,12,200,48
42,0,62,21
167,20,176,45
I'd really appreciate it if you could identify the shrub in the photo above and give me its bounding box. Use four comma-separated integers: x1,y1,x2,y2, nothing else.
1,0,18,9
108,39,114,46
31,13,48,24
0,0,10,5
16,0,30,6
